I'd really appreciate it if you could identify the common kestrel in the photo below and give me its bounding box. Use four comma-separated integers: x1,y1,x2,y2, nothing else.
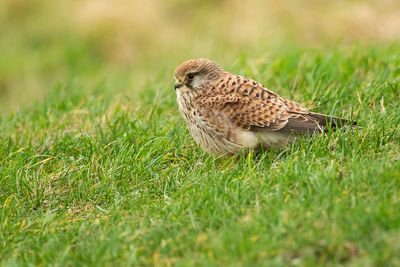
174,58,356,156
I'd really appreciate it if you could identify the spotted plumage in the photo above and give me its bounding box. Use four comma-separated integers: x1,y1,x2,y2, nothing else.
174,58,356,156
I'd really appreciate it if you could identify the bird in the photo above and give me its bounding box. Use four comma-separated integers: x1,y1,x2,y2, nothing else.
174,58,356,156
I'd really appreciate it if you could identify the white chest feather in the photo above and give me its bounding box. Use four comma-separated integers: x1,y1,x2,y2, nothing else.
176,90,247,155
176,89,290,155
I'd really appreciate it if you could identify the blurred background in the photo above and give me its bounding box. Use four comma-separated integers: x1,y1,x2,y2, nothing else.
0,0,399,112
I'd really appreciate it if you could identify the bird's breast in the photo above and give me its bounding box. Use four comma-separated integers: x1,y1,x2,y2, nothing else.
176,89,258,155
176,89,196,119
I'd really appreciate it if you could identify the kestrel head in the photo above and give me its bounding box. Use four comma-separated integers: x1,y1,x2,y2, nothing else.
174,58,224,90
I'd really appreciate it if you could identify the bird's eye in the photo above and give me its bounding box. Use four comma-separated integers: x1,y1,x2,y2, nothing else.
187,73,195,80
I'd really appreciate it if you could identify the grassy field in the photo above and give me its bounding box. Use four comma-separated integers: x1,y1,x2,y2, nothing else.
1,1,400,266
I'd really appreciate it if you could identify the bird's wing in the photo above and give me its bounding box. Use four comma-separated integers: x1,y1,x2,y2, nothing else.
196,77,322,133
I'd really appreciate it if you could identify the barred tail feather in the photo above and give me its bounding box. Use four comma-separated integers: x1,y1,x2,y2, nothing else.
280,112,357,134
308,112,357,128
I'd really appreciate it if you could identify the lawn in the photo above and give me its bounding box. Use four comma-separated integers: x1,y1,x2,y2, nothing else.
1,1,400,266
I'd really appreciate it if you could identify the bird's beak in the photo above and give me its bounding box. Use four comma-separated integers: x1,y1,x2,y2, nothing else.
174,83,183,90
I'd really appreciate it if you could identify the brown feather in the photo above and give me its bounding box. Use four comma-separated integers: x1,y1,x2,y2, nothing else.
174,58,357,155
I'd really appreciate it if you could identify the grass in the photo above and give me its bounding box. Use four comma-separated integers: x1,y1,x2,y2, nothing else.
0,44,399,266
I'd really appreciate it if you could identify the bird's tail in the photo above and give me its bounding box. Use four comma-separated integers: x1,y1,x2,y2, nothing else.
308,112,357,129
